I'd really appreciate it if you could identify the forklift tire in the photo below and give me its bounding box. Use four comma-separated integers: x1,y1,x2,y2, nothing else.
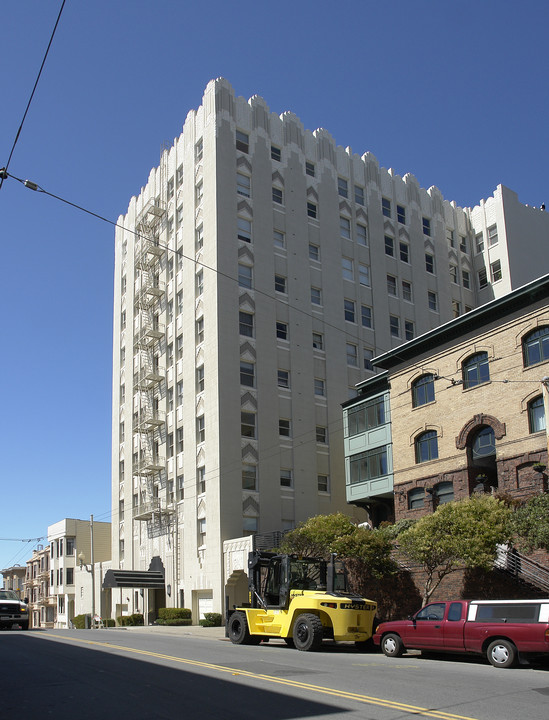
292,613,323,652
228,612,260,645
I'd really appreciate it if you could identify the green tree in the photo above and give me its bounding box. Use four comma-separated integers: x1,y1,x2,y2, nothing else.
280,512,357,557
512,492,549,552
398,495,513,606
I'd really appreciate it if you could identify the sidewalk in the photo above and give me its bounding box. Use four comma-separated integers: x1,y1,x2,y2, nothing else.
117,624,227,640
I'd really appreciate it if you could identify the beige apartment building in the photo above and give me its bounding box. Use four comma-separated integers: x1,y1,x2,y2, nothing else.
343,274,549,522
24,545,55,628
112,78,549,619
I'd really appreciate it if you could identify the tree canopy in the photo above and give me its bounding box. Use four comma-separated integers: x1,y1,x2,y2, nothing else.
397,494,513,605
511,492,549,553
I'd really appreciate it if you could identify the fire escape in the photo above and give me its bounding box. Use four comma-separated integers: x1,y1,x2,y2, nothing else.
132,197,172,532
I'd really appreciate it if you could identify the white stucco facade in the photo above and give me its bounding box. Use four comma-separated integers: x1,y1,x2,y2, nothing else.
111,78,549,620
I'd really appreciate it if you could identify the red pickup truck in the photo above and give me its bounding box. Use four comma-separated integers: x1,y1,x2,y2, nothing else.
373,599,549,668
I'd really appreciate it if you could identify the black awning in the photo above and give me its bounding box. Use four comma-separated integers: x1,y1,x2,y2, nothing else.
102,569,165,589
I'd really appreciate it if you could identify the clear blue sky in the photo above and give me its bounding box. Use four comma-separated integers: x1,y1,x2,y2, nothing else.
1,0,547,573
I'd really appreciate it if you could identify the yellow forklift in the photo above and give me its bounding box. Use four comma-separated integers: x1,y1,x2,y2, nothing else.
227,551,377,651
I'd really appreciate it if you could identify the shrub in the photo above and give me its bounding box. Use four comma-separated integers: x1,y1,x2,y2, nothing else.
72,613,89,629
199,612,222,627
103,618,116,627
116,613,144,626
156,608,192,626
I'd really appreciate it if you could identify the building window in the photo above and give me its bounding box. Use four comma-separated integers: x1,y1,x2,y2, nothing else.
359,263,370,286
236,173,251,197
177,426,184,453
280,469,293,488
276,321,288,340
446,228,455,247
317,475,330,493
236,130,249,153
462,269,471,289
488,224,498,246
475,233,484,253
167,177,175,200
349,446,388,484
340,216,351,239
402,280,412,302
176,164,183,185
274,230,285,249
239,311,254,337
312,332,324,350
196,317,204,344
415,430,438,463
528,396,546,433
435,481,454,504
196,269,204,295
399,242,409,263
490,259,502,282
311,287,322,306
309,243,320,261
342,257,353,281
390,315,400,337
278,369,290,388
241,412,256,438
314,378,325,397
240,361,255,387
242,465,257,491
387,275,397,296
305,161,315,177
338,177,348,198
462,352,490,388
356,223,367,246
452,300,462,318
428,291,438,312
478,267,488,289
472,426,495,462
346,343,358,366
347,396,385,436
384,235,394,256
167,432,174,458
382,197,391,218
198,518,206,546
272,186,283,204
177,290,184,315
238,264,252,289
196,416,205,443
279,419,291,437
361,305,372,329
425,253,435,274
275,274,287,294
307,201,317,219
316,426,327,443
460,236,467,253
408,488,425,510
271,145,281,162
450,264,458,284
196,365,204,393
364,348,374,371
523,327,549,367
177,380,183,405
412,374,435,407
195,138,203,162
422,217,431,236
344,299,356,323
195,181,203,204
397,205,406,224
405,321,414,340
354,185,364,205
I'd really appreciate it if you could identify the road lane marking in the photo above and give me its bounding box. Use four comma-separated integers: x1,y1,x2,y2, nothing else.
41,634,481,720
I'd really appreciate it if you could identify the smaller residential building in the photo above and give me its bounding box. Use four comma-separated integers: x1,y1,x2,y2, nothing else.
47,518,111,628
344,273,549,523
24,545,55,628
0,565,26,595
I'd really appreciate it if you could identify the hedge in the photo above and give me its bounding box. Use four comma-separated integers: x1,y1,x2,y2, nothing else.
117,613,144,626
156,608,193,626
199,612,222,627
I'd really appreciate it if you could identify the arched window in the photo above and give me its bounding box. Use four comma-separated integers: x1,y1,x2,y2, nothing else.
472,426,495,460
408,487,425,509
435,481,454,504
523,327,549,367
462,352,490,389
528,396,546,433
412,374,435,407
415,430,438,463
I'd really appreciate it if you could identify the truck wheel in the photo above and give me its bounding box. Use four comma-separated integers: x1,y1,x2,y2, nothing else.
381,633,404,657
228,612,260,645
292,613,323,651
487,639,517,668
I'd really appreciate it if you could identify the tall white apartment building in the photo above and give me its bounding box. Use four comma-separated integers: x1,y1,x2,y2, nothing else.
112,78,549,620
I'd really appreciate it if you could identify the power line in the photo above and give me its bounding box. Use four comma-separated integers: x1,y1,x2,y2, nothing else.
0,0,67,191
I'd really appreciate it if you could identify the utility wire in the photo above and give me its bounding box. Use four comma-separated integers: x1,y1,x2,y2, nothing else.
0,0,67,191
